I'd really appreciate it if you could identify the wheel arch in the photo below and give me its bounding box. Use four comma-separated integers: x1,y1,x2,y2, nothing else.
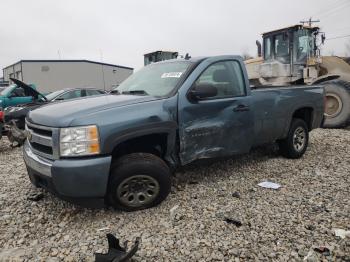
282,106,315,138
106,122,178,166
291,107,314,131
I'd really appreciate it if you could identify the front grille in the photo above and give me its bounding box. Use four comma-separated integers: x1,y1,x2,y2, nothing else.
30,126,52,137
26,120,58,159
30,142,53,155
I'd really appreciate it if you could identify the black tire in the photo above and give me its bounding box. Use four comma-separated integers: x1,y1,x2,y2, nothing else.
321,80,350,128
278,118,309,159
107,153,171,211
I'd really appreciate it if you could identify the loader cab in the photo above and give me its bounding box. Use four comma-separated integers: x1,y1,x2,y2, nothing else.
262,25,319,66
144,51,179,66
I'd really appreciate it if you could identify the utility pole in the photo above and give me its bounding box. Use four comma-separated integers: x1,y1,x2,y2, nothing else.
300,18,320,27
99,49,106,91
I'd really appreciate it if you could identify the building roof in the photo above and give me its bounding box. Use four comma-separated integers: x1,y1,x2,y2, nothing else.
3,59,133,70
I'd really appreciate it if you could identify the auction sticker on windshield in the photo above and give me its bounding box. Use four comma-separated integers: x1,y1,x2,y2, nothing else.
161,72,183,78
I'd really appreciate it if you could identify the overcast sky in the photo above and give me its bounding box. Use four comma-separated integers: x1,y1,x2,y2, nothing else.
1,0,350,75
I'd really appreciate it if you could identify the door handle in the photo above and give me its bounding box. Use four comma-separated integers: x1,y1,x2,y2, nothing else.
233,104,250,112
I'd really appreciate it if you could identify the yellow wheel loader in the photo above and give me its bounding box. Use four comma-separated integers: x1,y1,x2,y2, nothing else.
245,24,350,128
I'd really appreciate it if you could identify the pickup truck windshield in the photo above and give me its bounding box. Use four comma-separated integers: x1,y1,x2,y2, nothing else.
115,61,191,97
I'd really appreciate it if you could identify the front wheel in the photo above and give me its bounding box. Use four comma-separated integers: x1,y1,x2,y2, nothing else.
107,153,171,211
278,118,309,159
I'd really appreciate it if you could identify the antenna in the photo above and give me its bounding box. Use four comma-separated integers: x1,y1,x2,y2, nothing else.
300,18,320,27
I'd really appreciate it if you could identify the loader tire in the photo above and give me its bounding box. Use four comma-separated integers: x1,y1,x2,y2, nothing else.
321,80,350,128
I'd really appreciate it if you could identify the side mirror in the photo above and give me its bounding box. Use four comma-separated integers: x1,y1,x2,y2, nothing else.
189,82,218,100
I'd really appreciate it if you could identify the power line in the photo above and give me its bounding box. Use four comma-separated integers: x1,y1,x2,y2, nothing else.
325,25,350,32
311,0,347,17
301,0,349,27
318,1,350,19
327,34,350,40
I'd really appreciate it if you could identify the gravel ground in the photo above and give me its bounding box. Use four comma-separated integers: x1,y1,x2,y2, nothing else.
0,128,349,261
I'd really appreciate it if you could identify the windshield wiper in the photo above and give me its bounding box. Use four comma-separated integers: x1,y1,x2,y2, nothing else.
121,90,149,96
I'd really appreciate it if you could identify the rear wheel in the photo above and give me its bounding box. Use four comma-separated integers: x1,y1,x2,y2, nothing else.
107,153,171,211
321,81,350,128
278,118,309,159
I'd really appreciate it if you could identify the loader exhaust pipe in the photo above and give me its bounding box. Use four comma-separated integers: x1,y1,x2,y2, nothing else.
256,40,262,57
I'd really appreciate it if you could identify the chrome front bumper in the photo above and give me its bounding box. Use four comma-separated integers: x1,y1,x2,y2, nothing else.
23,142,53,177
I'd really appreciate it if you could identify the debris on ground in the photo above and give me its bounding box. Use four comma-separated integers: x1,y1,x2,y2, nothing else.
313,246,330,256
98,227,111,232
224,218,242,227
303,249,318,261
169,205,179,220
95,234,140,262
231,191,241,198
334,228,350,239
257,181,281,189
27,192,44,201
305,224,316,231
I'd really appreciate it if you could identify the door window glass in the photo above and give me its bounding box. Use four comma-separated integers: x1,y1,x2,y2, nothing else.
86,89,103,96
195,61,246,99
57,90,81,100
11,87,26,97
274,33,290,63
293,29,312,63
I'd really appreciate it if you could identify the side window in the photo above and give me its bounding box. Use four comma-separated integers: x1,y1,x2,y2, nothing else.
264,37,272,60
57,90,81,100
86,89,103,96
274,33,290,63
11,87,26,97
195,60,246,99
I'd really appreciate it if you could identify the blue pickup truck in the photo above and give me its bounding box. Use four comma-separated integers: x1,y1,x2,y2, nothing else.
23,55,324,211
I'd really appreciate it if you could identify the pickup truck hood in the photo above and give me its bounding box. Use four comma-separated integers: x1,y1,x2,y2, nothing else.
27,94,158,127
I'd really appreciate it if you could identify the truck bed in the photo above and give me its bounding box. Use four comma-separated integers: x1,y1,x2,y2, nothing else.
250,85,324,146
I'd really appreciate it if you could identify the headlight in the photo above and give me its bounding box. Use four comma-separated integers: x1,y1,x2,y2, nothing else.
60,125,100,157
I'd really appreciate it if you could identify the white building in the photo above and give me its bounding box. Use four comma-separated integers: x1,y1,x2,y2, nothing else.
2,60,133,92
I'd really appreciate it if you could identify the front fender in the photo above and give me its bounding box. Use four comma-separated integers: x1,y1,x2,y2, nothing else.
102,121,178,157
311,74,340,85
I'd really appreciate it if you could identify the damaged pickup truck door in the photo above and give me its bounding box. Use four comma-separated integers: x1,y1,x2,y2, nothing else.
178,58,254,164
